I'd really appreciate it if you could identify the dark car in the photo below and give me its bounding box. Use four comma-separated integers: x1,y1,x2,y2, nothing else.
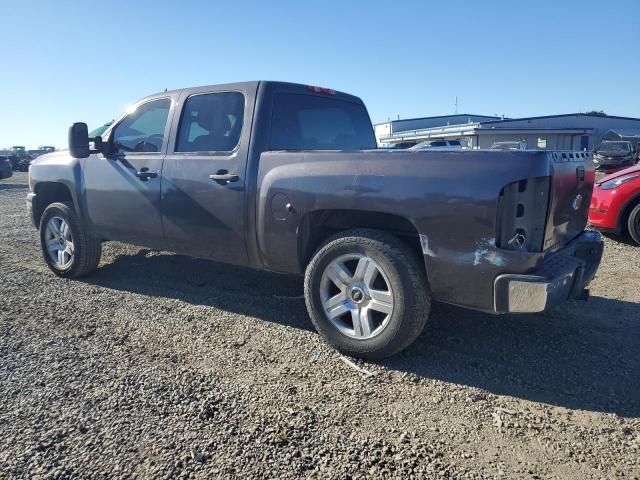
593,141,636,173
27,81,602,359
0,155,12,179
15,156,33,172
9,146,32,171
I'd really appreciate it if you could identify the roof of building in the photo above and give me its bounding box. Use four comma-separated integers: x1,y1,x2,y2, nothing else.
479,113,640,125
374,114,503,126
376,112,640,128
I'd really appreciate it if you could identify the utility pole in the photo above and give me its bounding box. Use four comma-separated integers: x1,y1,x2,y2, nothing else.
454,96,458,115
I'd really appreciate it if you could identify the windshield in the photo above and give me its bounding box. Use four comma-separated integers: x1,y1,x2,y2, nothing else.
89,121,114,138
597,142,631,154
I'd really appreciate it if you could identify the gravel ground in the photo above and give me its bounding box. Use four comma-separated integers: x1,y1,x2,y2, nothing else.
1,172,639,479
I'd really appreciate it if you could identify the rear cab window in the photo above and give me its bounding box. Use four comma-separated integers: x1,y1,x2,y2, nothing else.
270,93,376,150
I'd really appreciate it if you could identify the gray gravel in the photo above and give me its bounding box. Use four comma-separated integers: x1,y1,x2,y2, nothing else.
1,172,639,479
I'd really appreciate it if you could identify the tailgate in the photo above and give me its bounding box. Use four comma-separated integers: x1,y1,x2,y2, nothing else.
543,152,594,251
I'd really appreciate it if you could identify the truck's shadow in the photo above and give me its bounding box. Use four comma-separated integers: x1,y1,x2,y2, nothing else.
85,248,640,418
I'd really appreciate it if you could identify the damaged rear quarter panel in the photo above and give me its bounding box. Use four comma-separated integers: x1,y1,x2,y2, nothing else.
256,149,552,311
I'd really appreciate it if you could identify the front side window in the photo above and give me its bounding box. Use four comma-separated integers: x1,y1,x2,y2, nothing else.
112,99,171,153
270,93,376,150
176,92,245,153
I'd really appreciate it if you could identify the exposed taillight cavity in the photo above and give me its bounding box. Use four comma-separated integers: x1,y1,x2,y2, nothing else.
308,85,336,95
496,176,550,252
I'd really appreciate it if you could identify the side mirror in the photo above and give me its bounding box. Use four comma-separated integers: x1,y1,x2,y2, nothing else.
69,122,90,158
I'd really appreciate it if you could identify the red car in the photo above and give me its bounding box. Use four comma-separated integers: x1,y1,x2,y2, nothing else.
589,164,640,244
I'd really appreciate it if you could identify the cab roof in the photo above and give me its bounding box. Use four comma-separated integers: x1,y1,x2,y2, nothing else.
141,81,364,105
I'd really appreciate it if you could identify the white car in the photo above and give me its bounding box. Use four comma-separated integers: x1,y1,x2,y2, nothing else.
408,140,463,151
490,141,528,151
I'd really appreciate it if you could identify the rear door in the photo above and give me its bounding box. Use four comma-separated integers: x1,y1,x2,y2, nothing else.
160,84,257,266
84,96,176,248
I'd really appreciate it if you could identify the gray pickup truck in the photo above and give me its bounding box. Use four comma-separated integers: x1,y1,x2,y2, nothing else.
27,81,603,359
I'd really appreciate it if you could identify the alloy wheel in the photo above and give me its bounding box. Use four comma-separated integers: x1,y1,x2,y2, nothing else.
44,216,74,270
319,253,394,339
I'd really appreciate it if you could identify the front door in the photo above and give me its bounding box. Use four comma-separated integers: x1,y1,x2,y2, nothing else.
84,97,175,248
160,86,255,266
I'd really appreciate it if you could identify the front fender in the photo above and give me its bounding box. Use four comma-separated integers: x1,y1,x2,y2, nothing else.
29,151,85,222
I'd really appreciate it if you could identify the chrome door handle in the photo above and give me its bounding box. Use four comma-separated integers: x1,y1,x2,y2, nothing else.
135,167,158,181
209,170,239,184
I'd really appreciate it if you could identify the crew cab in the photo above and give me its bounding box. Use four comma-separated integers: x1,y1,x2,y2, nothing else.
27,81,603,359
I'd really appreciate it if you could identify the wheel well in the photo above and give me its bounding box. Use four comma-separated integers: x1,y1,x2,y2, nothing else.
298,210,424,268
618,194,640,233
33,182,74,227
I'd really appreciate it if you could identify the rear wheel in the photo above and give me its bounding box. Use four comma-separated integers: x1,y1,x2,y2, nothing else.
627,203,640,245
304,229,431,360
39,202,102,277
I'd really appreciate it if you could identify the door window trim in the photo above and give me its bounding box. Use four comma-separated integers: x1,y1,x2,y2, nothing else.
172,90,246,157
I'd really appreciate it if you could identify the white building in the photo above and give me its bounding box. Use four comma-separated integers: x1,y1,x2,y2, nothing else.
375,113,640,151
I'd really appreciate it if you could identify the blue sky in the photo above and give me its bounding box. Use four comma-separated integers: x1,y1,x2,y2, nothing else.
1,0,638,148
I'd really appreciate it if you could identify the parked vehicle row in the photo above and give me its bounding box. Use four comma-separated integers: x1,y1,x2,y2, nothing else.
27,81,602,359
0,146,58,177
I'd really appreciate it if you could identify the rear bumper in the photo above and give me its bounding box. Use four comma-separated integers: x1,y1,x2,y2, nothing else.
493,231,603,313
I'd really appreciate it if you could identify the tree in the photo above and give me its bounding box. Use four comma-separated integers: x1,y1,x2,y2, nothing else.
585,110,607,117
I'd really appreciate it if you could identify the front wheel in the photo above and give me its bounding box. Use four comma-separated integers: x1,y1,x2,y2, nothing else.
627,203,640,245
304,229,431,360
39,202,102,278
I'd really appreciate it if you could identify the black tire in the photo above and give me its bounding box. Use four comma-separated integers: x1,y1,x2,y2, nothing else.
627,203,640,245
39,201,102,278
304,229,431,360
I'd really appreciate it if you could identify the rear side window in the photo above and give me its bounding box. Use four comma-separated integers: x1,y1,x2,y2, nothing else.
176,92,244,153
270,93,376,150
